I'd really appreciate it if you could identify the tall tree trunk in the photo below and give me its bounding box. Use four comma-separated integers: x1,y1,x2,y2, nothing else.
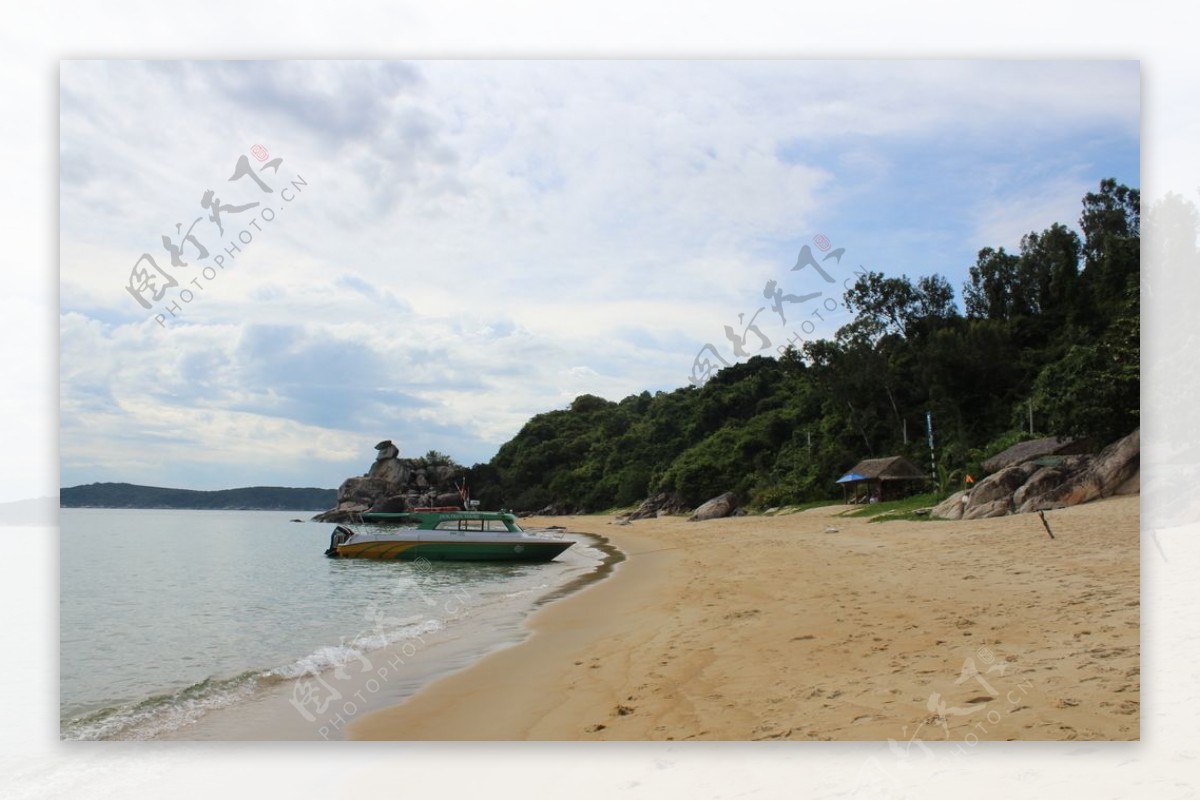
847,401,872,454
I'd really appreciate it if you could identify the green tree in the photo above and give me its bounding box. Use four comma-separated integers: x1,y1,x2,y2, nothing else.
963,247,1025,320
1017,222,1082,324
1078,178,1140,325
1032,286,1139,443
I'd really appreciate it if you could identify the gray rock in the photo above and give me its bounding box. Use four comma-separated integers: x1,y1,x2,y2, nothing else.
929,430,1138,520
367,456,409,486
315,440,466,521
1012,466,1068,509
311,502,368,523
534,503,573,516
930,490,969,520
374,440,400,460
962,498,1011,519
689,491,738,522
1114,468,1139,495
966,463,1039,509
629,492,688,521
337,476,390,505
1019,430,1139,512
370,494,410,513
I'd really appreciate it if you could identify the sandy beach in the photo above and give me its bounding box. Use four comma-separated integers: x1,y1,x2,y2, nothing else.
350,495,1139,741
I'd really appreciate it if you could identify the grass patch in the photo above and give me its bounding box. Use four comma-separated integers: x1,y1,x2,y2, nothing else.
839,492,942,523
754,498,845,516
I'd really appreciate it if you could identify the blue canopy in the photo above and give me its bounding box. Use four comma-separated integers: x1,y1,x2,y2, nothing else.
836,472,868,484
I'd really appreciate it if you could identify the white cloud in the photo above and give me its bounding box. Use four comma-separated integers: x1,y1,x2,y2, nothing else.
59,60,1139,487
970,173,1099,254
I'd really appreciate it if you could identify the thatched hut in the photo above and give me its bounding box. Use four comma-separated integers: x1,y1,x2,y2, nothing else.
835,456,928,503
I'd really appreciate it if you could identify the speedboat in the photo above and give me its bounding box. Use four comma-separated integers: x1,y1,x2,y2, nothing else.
323,510,575,562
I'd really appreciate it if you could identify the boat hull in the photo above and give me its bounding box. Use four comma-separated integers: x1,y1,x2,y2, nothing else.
332,537,573,562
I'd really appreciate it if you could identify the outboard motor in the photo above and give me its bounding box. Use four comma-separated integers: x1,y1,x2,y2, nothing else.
325,525,355,558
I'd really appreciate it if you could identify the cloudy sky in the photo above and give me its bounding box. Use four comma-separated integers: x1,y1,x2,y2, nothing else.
59,60,1139,491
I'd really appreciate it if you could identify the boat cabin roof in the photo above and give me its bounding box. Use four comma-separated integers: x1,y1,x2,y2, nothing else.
361,510,523,531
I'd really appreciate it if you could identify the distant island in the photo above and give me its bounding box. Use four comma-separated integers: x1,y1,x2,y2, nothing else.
59,483,337,511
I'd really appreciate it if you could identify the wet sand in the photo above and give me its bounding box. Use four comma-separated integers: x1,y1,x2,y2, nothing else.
350,495,1139,741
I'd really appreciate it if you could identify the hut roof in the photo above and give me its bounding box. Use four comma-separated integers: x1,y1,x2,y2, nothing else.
981,436,1081,474
838,455,927,483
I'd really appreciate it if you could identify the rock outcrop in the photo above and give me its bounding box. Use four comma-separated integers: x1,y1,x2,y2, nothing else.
627,492,689,521
528,502,575,517
930,490,969,521
931,429,1139,521
1015,429,1139,514
689,491,739,522
312,440,465,523
967,463,1040,509
981,436,1087,474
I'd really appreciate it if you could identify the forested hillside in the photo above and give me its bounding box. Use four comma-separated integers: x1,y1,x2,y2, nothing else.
467,180,1139,512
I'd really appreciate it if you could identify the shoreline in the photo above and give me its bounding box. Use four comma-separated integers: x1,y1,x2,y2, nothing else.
349,518,676,740
147,528,623,741
350,496,1140,741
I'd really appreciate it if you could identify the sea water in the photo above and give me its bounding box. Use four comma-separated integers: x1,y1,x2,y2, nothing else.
60,508,611,740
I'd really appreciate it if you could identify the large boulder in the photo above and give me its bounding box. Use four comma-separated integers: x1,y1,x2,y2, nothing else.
1018,429,1139,513
930,490,969,520
431,464,458,485
962,498,1012,519
374,440,400,460
924,431,1138,523
1012,466,1069,509
370,494,410,513
966,463,1039,508
628,492,689,520
1114,468,1140,496
337,476,391,505
312,503,368,523
689,491,738,522
367,456,408,486
312,440,467,521
981,436,1085,474
534,503,571,516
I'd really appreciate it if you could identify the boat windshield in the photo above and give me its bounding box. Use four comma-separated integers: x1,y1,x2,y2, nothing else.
433,518,519,532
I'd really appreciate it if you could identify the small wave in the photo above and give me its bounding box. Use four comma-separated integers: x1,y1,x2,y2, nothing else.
268,618,444,679
62,671,264,741
501,583,550,599
62,617,447,741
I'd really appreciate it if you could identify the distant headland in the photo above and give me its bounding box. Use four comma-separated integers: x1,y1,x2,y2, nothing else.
59,483,337,511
